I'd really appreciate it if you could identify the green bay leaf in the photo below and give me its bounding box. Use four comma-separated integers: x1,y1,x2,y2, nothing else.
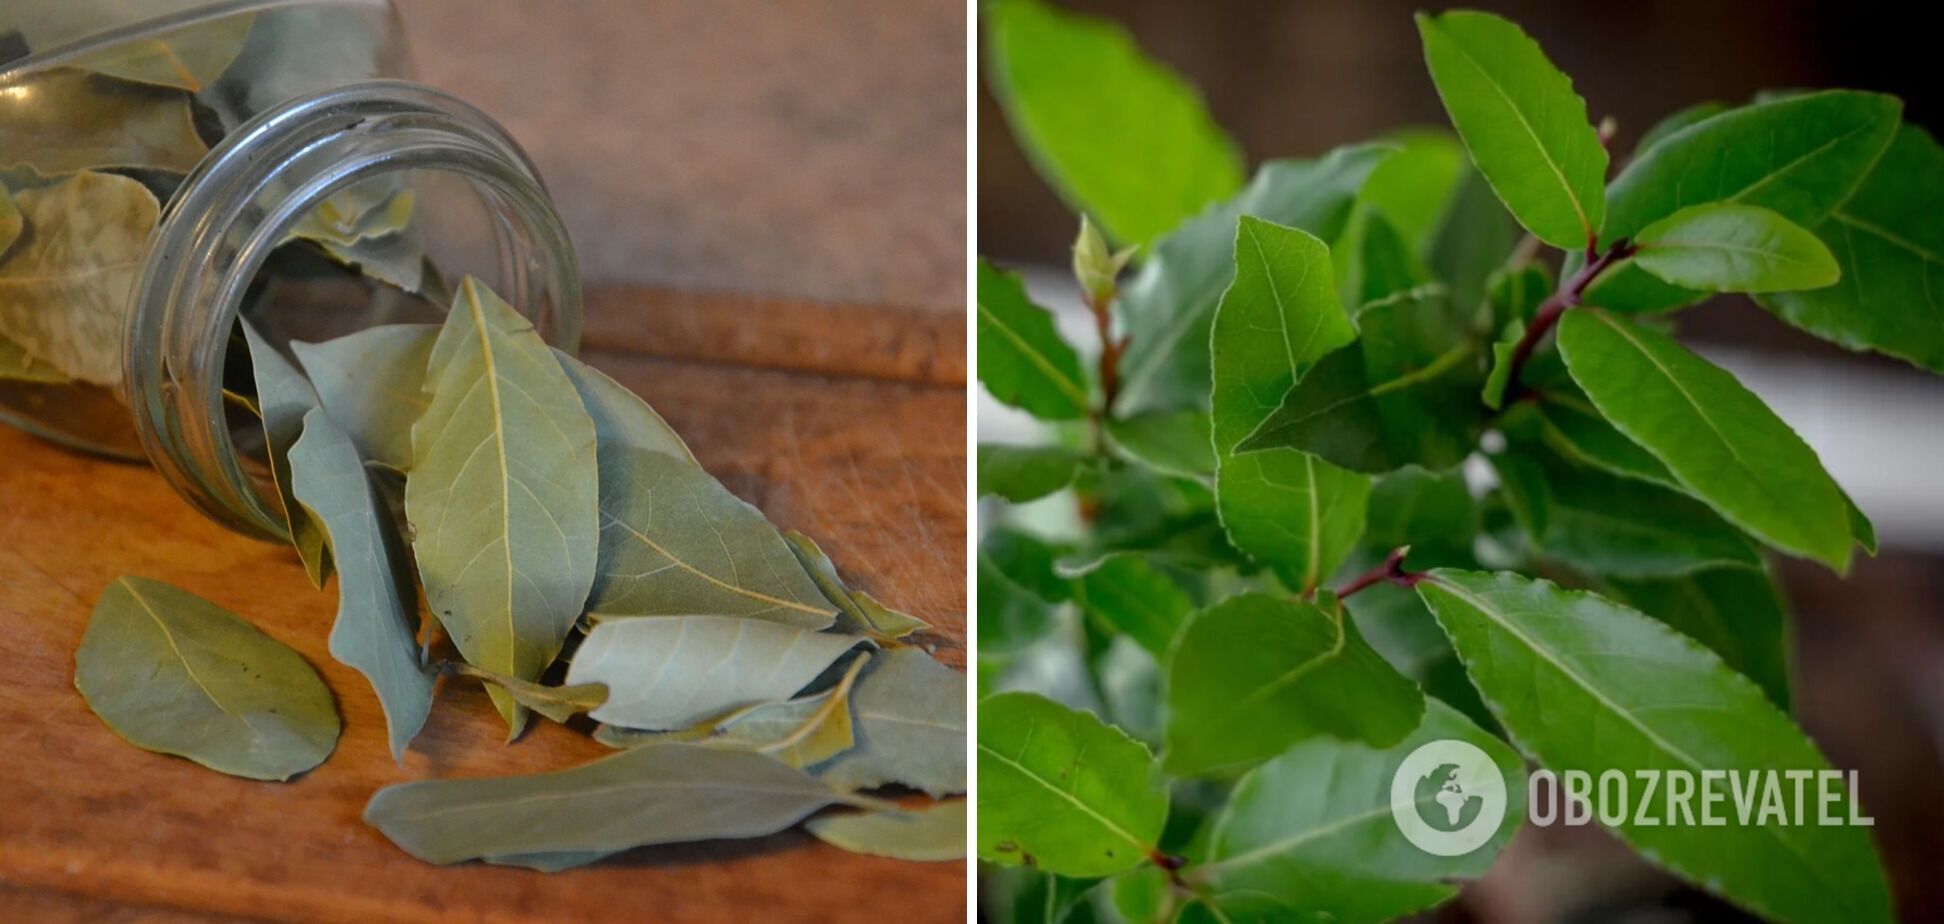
978,691,1167,877
1105,409,1215,480
807,800,967,863
1608,565,1793,709
0,170,159,386
977,258,1090,421
565,616,863,730
76,576,339,781
979,443,1086,503
1417,569,1891,924
405,277,600,731
1631,203,1839,293
1215,450,1369,594
1066,553,1193,658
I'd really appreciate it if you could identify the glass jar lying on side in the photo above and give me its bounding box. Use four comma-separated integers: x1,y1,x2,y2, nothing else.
0,1,581,538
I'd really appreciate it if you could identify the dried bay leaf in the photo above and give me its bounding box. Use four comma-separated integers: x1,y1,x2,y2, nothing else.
290,324,436,472
566,615,865,730
813,647,967,797
587,446,834,626
807,800,967,862
62,14,255,92
554,349,696,465
0,69,207,176
595,650,871,768
75,576,339,781
242,322,333,587
0,333,68,383
363,743,882,865
286,407,433,761
0,171,158,386
0,183,19,254
446,663,607,724
784,530,932,642
406,278,600,732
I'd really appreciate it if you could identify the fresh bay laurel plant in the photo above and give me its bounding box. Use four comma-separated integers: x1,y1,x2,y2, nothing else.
978,2,1930,921
71,276,966,867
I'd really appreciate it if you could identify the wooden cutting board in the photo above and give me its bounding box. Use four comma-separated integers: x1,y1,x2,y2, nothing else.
0,291,968,923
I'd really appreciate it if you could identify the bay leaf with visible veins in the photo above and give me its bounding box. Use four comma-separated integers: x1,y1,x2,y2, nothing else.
783,530,931,642
813,647,966,797
364,742,882,866
242,322,333,587
807,800,967,862
566,615,864,730
286,407,433,761
405,277,600,733
595,649,871,768
0,69,207,176
0,171,158,385
554,349,696,464
586,446,834,626
75,576,339,781
291,324,436,472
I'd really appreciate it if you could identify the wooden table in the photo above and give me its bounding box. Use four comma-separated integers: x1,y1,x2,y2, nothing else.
0,290,968,923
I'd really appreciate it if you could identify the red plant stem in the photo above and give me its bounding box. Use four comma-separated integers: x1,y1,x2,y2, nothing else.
1502,238,1636,399
1335,546,1422,600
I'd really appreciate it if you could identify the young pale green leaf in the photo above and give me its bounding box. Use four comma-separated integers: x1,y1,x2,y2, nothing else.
556,349,697,465
1357,128,1467,254
1609,565,1793,709
984,0,1242,250
1759,125,1944,372
1630,203,1839,293
406,277,601,732
1106,409,1215,480
1064,553,1193,658
1333,206,1427,310
0,70,206,176
1493,444,1762,578
1416,10,1607,249
977,259,1090,420
1117,146,1392,414
365,743,878,865
1164,591,1423,778
1236,288,1485,474
979,443,1086,503
782,531,932,642
814,647,967,797
76,576,339,781
807,800,967,863
587,446,834,626
0,171,159,386
1210,216,1352,454
290,324,435,472
567,616,862,730
287,408,433,761
242,323,332,588
1556,309,1851,571
1215,451,1370,594
1417,570,1892,924
978,691,1168,877
1187,701,1523,924
1588,90,1901,313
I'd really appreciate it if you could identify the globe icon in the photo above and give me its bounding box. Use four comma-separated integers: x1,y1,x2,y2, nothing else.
1414,761,1484,833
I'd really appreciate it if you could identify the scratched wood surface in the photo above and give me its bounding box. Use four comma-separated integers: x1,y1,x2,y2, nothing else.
0,292,968,923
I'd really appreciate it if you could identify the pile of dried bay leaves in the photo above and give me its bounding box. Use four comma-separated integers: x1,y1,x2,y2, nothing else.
71,277,967,867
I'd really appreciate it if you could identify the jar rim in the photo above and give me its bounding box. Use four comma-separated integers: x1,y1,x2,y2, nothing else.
125,79,582,539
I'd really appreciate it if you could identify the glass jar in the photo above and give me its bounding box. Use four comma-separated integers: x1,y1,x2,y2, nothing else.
0,1,581,538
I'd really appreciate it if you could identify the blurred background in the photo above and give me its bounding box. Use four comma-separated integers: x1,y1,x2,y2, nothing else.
979,1,1943,921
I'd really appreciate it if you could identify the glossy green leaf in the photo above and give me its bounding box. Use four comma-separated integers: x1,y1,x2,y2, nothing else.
815,647,967,797
979,547,1058,654
1630,101,1727,159
1556,309,1850,571
1236,288,1485,474
1164,591,1422,777
978,691,1168,877
807,800,967,862
1211,217,1352,454
1065,553,1193,657
980,443,1085,503
364,743,878,865
1759,125,1944,372
75,576,339,781
0,69,207,176
978,258,1090,420
1364,467,1477,559
1609,566,1792,709
984,0,1242,250
1427,166,1518,317
287,408,433,760
586,446,834,626
1417,569,1892,924
242,323,333,588
1117,146,1392,414
0,171,159,386
565,615,863,730
1630,203,1838,293
1187,701,1523,924
1215,451,1370,594
1482,263,1554,409
290,324,435,472
1589,90,1900,313
1357,128,1467,254
1416,10,1607,248
1333,206,1427,310
781,530,932,643
1106,409,1215,480
405,277,600,731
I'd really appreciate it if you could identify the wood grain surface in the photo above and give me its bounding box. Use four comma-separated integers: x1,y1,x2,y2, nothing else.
0,297,968,923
